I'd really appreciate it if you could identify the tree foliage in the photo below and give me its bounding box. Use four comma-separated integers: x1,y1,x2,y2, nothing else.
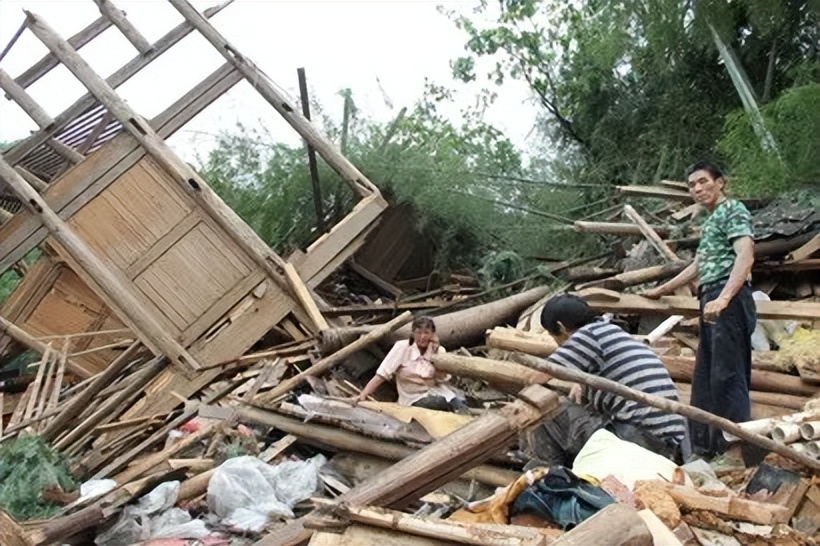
197,86,598,279
447,0,820,191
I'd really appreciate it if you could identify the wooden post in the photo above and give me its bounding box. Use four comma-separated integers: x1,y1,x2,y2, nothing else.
0,156,202,371
297,67,324,230
92,0,152,54
0,314,91,378
260,311,413,402
167,0,379,198
41,341,143,441
46,138,84,164
0,68,54,129
283,263,329,331
479,352,820,471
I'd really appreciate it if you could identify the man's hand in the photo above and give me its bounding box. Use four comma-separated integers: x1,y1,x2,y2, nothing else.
349,394,365,407
569,384,583,403
641,287,665,300
703,296,730,323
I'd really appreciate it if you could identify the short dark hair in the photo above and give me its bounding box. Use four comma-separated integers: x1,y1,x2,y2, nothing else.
685,161,723,181
540,294,599,335
409,315,436,345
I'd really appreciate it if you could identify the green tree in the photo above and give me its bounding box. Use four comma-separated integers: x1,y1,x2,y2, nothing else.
447,0,820,191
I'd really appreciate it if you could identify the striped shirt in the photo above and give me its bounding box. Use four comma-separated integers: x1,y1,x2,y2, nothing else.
547,321,686,444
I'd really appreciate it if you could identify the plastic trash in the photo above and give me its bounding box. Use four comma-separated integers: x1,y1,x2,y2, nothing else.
207,454,326,532
79,479,118,502
95,481,208,546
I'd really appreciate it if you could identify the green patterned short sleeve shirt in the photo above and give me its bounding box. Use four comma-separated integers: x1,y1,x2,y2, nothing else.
697,199,753,286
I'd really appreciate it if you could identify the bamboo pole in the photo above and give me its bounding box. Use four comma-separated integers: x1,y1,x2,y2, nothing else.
466,353,820,471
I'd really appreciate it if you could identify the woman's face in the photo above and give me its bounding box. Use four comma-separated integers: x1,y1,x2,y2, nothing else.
413,325,435,351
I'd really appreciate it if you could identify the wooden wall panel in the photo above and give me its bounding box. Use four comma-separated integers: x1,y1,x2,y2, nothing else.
134,222,253,333
66,157,192,270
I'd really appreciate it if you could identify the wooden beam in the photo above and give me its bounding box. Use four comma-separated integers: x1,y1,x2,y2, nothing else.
167,0,379,198
92,0,152,54
0,314,91,378
309,500,559,546
260,311,413,402
577,287,820,321
24,11,300,302
617,185,693,202
0,154,201,371
2,1,233,169
46,138,84,164
14,167,48,192
576,261,688,291
551,504,652,546
432,352,552,392
788,233,820,262
283,262,329,331
235,407,518,488
14,16,112,90
574,221,671,237
623,205,681,263
0,68,54,129
0,61,242,275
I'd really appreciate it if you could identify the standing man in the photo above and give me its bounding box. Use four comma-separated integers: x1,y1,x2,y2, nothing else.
644,161,756,456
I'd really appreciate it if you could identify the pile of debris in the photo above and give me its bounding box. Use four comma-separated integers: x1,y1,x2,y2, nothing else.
2,1,820,546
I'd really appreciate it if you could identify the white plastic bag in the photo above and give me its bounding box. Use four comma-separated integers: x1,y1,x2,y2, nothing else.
207,454,326,532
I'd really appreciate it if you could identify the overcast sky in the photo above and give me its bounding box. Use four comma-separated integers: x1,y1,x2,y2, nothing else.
0,0,541,162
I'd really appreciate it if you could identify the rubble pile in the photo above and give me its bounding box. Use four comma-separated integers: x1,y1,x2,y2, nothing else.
1,2,819,546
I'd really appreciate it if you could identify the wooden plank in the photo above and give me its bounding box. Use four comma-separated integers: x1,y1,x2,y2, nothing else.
299,195,388,287
0,61,242,275
283,262,329,331
0,313,91,378
578,287,820,320
787,233,820,262
92,0,152,54
41,341,142,441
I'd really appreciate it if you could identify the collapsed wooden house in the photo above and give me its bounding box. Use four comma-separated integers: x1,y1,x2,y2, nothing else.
2,3,820,546
0,0,389,405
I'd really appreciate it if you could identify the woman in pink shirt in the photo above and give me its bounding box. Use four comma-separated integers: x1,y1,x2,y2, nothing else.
354,316,468,413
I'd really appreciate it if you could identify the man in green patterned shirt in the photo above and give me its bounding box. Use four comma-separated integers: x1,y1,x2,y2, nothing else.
644,161,756,456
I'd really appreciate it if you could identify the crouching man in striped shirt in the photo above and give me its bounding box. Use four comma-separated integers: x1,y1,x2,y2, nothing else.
522,294,687,466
